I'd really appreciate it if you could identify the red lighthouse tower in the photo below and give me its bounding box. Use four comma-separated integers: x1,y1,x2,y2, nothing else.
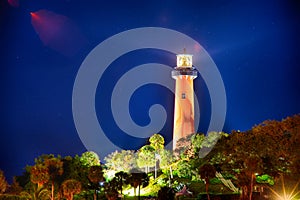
172,50,197,150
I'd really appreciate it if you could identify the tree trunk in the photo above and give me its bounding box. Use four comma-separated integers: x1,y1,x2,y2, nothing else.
134,187,137,200
249,173,254,200
138,184,141,200
94,189,97,200
69,193,73,200
51,181,54,200
205,178,210,200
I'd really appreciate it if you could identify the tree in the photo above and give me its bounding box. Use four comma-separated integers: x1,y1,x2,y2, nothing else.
149,133,165,179
199,163,216,200
149,133,165,151
44,157,64,200
206,115,300,200
30,164,50,188
198,131,222,158
174,160,193,179
104,178,119,200
0,170,8,194
88,165,104,200
7,177,23,195
174,133,193,159
114,171,129,196
190,133,205,158
104,150,137,176
61,179,81,200
61,155,90,190
159,149,175,182
80,151,100,167
136,145,155,173
128,169,149,200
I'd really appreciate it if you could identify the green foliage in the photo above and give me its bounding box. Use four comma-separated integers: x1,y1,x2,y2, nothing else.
136,145,156,171
202,132,222,148
256,174,274,185
80,151,100,167
158,149,175,170
104,150,137,176
209,177,222,185
3,114,300,200
191,133,205,153
61,155,90,190
174,134,193,159
149,133,165,151
155,174,168,187
174,160,192,179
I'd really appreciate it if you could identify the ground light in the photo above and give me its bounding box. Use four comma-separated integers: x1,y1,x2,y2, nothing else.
268,176,300,200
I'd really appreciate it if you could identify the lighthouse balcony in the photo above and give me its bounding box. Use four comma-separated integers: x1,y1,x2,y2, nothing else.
171,69,197,77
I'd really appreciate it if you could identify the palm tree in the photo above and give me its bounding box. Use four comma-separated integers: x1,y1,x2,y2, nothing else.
114,171,129,197
199,163,216,200
61,179,81,200
30,164,50,189
44,158,64,200
128,169,149,200
104,179,119,200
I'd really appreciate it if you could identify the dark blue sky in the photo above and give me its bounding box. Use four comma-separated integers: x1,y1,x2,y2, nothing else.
1,0,299,181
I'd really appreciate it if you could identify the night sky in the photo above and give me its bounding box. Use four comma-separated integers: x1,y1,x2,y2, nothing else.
1,0,300,182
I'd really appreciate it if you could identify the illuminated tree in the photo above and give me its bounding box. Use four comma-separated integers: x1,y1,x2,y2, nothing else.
159,149,175,169
114,171,129,196
136,145,155,173
80,151,100,167
0,170,8,194
61,179,81,200
149,133,165,151
174,134,193,159
44,157,64,200
128,169,149,200
30,164,49,188
206,115,300,200
104,150,137,174
190,133,205,157
62,156,86,181
174,160,193,179
159,149,175,180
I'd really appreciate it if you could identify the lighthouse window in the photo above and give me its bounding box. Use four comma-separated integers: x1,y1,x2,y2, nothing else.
182,93,186,99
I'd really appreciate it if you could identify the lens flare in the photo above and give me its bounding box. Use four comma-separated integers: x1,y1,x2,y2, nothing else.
30,9,87,57
268,176,300,200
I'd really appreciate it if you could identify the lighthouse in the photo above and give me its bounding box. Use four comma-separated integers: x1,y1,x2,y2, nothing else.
172,50,197,150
